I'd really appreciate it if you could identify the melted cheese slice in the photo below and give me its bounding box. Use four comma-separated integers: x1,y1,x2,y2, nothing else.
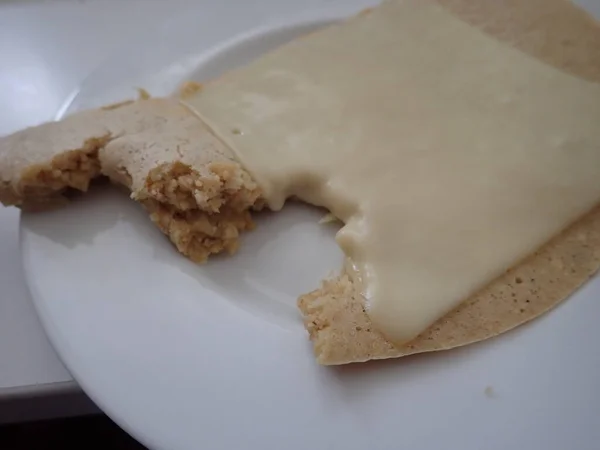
184,0,600,343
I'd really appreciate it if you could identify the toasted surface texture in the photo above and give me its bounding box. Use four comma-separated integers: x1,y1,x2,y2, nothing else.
297,0,600,364
0,98,261,262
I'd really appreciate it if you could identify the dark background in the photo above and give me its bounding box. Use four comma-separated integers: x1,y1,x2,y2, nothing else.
0,415,146,450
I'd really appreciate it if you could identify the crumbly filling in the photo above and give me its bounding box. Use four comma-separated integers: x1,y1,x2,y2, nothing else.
23,149,101,192
144,199,255,263
141,161,262,214
2,136,108,207
139,161,263,262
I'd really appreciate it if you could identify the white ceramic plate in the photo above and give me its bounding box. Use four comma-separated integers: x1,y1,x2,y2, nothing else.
20,1,600,449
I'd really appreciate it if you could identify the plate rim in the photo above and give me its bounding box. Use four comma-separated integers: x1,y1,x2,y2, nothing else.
19,1,600,449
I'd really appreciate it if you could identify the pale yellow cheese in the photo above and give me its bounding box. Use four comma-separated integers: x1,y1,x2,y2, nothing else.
184,0,600,343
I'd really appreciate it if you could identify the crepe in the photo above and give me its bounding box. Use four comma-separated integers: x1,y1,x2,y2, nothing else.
297,0,600,364
0,98,261,262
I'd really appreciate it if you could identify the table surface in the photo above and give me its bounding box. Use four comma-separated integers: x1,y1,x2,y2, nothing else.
1,0,599,423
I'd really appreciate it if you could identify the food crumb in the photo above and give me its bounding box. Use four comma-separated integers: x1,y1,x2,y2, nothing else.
136,88,151,100
318,213,340,225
